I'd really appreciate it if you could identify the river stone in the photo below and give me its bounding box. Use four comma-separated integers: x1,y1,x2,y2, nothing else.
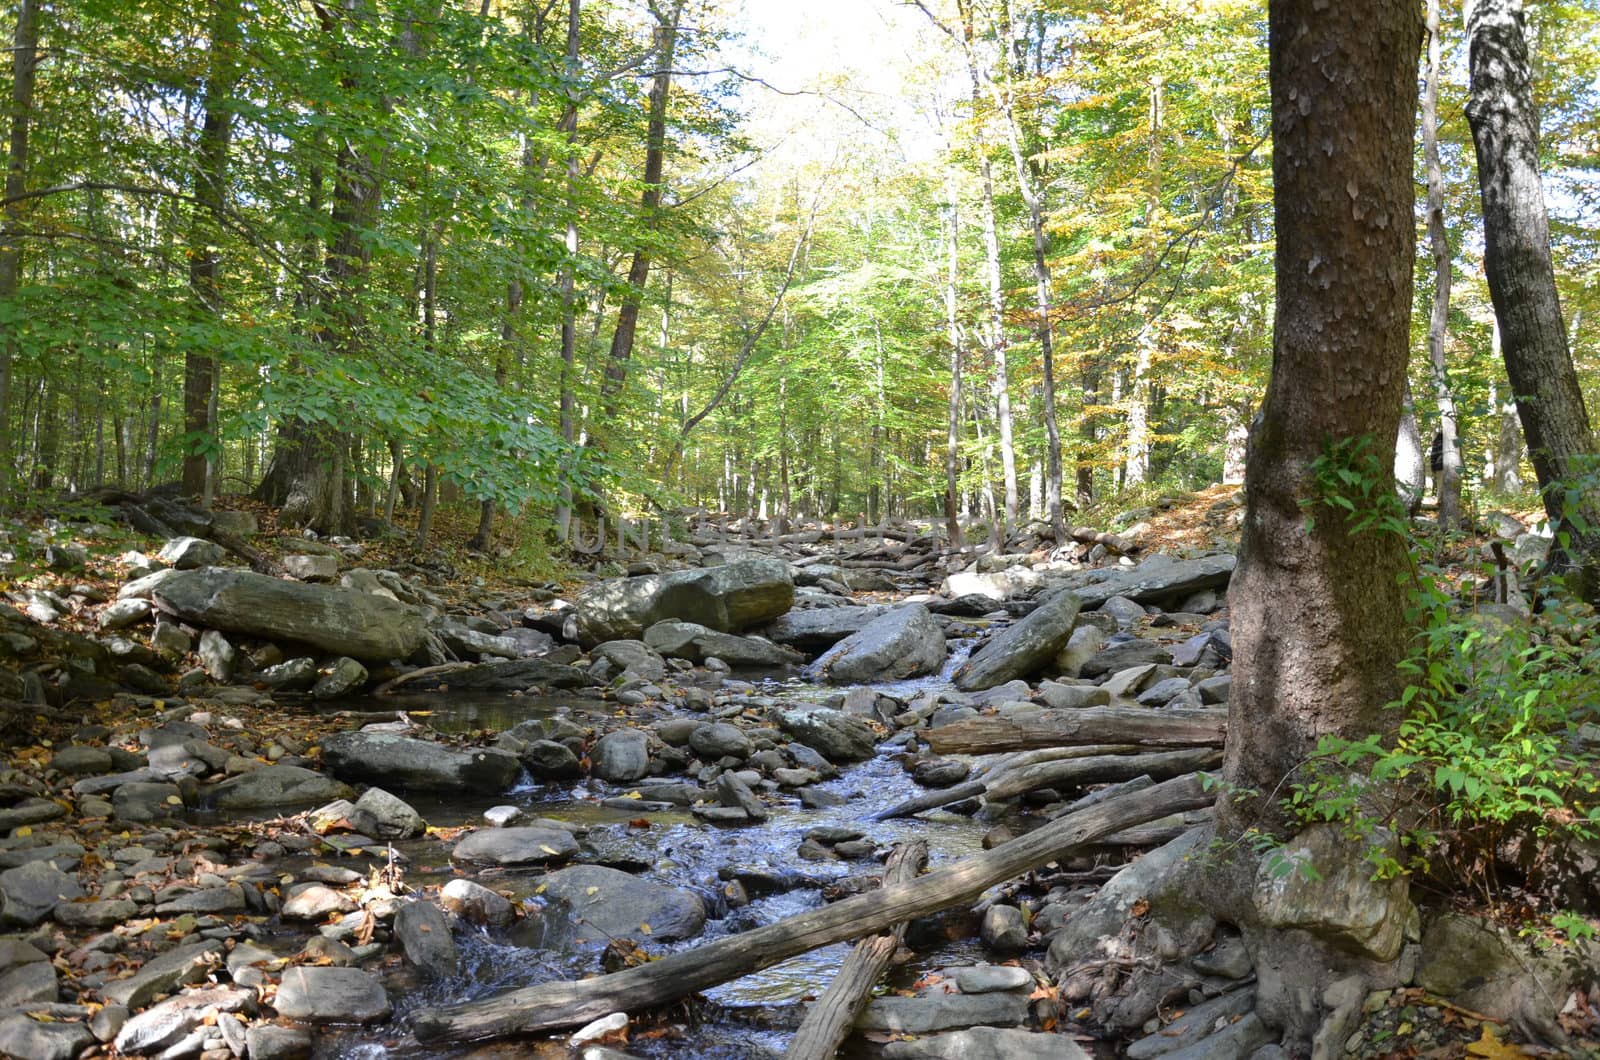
956,589,1082,691
451,826,579,866
644,620,800,667
312,656,369,698
439,878,514,926
0,1014,95,1060
1053,624,1106,679
882,1027,1091,1060
522,739,582,779
246,1024,312,1060
0,959,56,1006
320,731,521,793
352,786,424,838
157,536,226,570
815,604,946,684
593,640,667,680
0,861,85,927
196,629,236,681
209,765,353,810
50,744,114,775
393,899,458,978
1079,638,1173,678
689,722,753,759
591,729,650,782
778,708,878,763
273,966,390,1023
151,568,426,661
857,992,1030,1034
1050,553,1236,610
284,553,339,582
102,940,225,1008
511,865,706,947
114,984,254,1055
953,964,1033,994
1253,823,1410,961
981,904,1028,953
54,897,138,929
99,597,153,630
764,606,889,652
1413,912,1579,1035
574,558,794,644
1037,681,1111,710
408,658,599,692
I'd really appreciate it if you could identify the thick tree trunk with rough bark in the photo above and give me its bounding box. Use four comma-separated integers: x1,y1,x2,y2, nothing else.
1466,0,1600,597
1219,0,1421,836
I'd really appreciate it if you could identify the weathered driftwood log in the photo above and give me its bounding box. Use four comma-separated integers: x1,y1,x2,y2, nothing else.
924,706,1228,756
875,747,1219,820
411,772,1215,1043
785,840,929,1060
875,745,1140,822
1071,527,1138,554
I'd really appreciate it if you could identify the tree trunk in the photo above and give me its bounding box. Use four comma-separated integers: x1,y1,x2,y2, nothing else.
415,462,438,550
1395,381,1425,514
553,0,581,543
1466,0,1600,596
1422,0,1462,531
1219,0,1421,836
0,0,40,506
181,0,241,504
943,169,965,550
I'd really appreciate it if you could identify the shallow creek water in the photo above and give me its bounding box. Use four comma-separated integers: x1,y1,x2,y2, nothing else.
302,648,1000,1059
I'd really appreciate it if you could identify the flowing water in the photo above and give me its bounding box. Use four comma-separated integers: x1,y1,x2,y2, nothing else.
303,645,998,1058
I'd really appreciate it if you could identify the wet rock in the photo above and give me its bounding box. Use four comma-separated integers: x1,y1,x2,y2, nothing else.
439,878,513,927
246,1024,312,1060
321,731,521,793
393,899,458,978
858,992,1030,1034
0,1013,95,1060
352,786,424,838
510,865,706,947
258,656,318,691
0,861,85,926
912,758,970,788
101,940,224,1008
815,604,946,685
151,568,426,661
957,589,1082,691
689,722,753,759
779,708,877,763
273,966,390,1023
882,1027,1091,1059
715,772,768,821
210,764,353,810
312,656,369,698
644,620,800,668
575,558,795,644
591,729,650,782
414,657,599,692
764,606,889,652
451,826,578,867
521,739,582,780
981,904,1028,953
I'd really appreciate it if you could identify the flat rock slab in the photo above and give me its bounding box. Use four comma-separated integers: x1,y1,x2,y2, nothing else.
643,620,800,667
0,861,85,927
101,940,224,1008
451,827,579,867
575,558,794,644
857,992,1030,1034
273,966,390,1023
151,568,426,661
320,732,521,793
510,865,706,948
814,604,946,685
882,1027,1092,1060
1048,553,1236,611
764,606,889,652
208,764,353,810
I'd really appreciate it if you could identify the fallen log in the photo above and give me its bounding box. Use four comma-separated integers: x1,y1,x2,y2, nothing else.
1071,527,1137,554
925,705,1227,756
876,744,1141,821
877,747,1218,820
786,840,928,1060
411,772,1215,1043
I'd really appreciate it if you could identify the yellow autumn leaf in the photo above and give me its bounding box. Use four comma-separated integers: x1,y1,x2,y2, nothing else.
539,845,559,855
639,922,651,934
623,791,642,799
586,887,599,896
1467,1024,1529,1059
14,826,30,838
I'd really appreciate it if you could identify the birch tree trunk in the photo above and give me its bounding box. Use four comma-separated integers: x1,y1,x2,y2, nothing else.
1422,0,1462,530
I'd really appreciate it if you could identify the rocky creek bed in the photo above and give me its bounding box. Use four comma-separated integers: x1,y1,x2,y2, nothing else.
2,501,1594,1059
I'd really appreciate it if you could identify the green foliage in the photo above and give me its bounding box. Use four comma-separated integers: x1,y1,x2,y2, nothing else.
1303,435,1413,539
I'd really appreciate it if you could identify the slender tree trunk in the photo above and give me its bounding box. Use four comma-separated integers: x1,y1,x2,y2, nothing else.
943,170,965,550
553,0,580,543
1125,77,1162,490
0,0,40,506
1395,381,1425,514
1422,0,1462,530
415,462,438,550
182,0,241,504
1220,0,1420,840
1466,0,1600,595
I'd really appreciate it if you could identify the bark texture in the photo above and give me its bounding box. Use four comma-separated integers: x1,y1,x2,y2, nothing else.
1219,0,1421,836
1466,0,1600,597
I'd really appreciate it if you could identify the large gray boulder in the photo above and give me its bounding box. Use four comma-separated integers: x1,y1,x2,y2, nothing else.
764,605,890,652
574,558,794,644
208,765,353,811
510,865,706,948
0,862,84,927
450,826,578,866
151,568,426,661
273,967,389,1024
643,620,800,667
778,708,878,763
814,604,946,685
320,732,521,793
955,590,1081,691
1049,553,1236,611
